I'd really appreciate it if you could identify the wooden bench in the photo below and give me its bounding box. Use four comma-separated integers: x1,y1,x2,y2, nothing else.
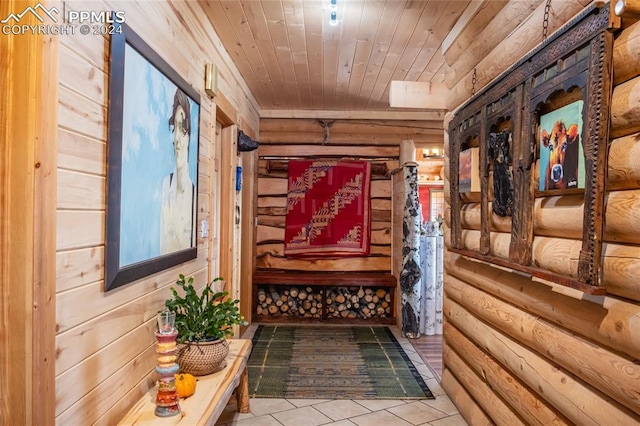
253,270,397,287
119,339,251,426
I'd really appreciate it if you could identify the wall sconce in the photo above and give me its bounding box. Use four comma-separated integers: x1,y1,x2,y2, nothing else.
204,63,218,98
615,0,640,18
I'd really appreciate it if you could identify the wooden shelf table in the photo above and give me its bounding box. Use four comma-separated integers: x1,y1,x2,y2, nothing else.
119,339,252,426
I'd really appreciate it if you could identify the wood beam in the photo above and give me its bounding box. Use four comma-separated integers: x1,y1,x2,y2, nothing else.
266,160,389,176
445,0,586,109
610,75,640,139
388,81,447,109
612,19,640,85
608,132,640,190
258,144,399,158
219,126,238,298
443,0,546,89
442,1,512,67
259,109,446,121
1,0,58,424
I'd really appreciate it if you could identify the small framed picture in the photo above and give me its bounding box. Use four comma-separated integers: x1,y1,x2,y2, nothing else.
538,100,585,193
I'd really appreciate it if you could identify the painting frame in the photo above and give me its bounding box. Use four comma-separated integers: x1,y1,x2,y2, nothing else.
458,146,480,194
447,3,614,292
536,100,586,194
105,21,201,292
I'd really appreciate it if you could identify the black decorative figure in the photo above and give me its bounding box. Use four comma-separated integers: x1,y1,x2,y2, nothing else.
488,130,514,217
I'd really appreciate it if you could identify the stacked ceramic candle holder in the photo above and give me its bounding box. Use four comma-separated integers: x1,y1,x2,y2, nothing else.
155,311,181,417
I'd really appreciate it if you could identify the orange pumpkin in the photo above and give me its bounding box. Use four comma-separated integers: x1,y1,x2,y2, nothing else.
174,373,196,398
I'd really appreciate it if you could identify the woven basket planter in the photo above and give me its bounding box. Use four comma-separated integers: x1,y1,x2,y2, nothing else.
176,338,229,376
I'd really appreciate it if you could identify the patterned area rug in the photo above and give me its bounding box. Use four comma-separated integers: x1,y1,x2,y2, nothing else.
248,325,434,399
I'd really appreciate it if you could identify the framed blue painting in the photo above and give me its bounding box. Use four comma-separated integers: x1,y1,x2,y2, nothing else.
106,22,200,291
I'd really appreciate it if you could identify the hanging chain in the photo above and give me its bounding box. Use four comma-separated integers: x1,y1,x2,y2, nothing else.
471,68,477,97
542,0,552,41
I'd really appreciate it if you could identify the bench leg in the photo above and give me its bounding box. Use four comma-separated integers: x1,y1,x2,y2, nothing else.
236,366,250,413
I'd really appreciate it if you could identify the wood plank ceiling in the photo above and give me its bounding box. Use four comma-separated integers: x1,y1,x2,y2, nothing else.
200,0,498,118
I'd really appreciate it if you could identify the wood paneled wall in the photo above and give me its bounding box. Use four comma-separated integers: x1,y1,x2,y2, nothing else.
255,118,443,273
55,1,259,424
442,9,640,424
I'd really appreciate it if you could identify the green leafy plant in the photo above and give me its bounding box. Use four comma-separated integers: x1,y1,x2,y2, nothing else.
164,274,247,343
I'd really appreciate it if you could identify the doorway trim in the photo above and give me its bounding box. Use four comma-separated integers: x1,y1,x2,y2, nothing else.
0,0,58,423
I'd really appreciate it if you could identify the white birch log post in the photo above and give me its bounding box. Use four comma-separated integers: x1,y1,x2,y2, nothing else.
419,232,428,333
399,139,416,165
400,165,422,338
435,233,444,335
420,222,439,335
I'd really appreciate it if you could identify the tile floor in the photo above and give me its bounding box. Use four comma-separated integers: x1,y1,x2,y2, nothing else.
215,324,466,426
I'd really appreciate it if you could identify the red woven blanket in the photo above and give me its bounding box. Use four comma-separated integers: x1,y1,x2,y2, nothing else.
284,160,371,257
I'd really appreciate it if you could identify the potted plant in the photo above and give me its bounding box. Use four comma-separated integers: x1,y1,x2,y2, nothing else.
163,274,247,376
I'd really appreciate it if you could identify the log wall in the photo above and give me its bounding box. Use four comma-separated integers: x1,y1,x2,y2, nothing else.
254,119,444,322
442,10,640,423
255,118,447,273
55,1,259,424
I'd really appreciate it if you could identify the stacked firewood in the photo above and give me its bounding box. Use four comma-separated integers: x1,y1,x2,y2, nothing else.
325,286,392,319
255,286,323,318
255,286,393,319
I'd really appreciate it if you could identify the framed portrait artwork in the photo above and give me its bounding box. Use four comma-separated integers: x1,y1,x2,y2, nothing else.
105,22,201,291
538,100,585,193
